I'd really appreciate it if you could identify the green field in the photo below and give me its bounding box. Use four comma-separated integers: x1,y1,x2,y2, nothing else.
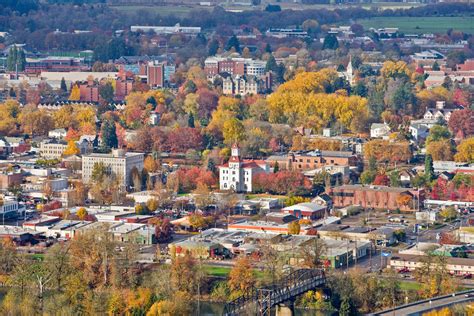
203,265,265,278
357,16,474,34
399,280,421,292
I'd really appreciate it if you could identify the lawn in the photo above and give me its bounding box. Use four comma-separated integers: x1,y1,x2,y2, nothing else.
356,16,474,34
203,265,265,279
399,280,421,292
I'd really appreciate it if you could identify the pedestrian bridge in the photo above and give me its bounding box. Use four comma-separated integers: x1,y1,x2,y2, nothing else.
223,269,326,316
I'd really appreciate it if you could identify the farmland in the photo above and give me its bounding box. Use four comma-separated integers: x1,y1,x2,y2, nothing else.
356,16,474,34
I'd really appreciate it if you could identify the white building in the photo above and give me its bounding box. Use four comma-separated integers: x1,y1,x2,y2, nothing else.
82,149,144,188
48,128,67,139
218,144,269,193
0,197,25,219
39,139,91,159
130,24,201,35
423,101,454,122
370,123,390,138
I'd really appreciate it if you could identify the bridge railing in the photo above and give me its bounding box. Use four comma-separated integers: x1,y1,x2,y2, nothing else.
370,289,474,315
223,269,325,316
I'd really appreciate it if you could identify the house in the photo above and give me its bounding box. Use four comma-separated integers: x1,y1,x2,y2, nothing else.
409,122,429,142
423,101,455,123
218,144,269,192
370,123,390,139
282,202,327,220
312,193,333,210
0,169,24,190
0,137,30,155
399,169,417,187
222,74,268,96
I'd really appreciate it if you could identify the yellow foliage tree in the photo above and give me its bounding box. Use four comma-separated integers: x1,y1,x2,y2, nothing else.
381,61,412,79
288,221,301,235
63,140,80,156
76,207,88,220
69,84,81,101
426,139,455,161
454,137,474,163
267,70,368,133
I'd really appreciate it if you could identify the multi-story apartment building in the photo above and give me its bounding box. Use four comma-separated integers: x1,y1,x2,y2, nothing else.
204,56,266,78
82,149,144,188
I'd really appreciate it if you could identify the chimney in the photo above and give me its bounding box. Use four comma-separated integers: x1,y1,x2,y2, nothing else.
436,101,445,109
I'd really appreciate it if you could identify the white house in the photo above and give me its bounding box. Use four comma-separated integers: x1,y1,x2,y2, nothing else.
218,144,269,192
409,122,429,142
370,123,390,138
48,128,67,139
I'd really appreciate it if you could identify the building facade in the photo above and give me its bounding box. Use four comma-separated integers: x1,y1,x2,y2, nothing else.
218,144,268,192
82,149,144,187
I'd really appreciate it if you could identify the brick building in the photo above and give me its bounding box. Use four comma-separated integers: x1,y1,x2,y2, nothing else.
0,171,23,190
267,150,359,172
329,185,424,211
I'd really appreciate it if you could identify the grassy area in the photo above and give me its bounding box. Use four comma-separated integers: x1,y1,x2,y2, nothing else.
399,280,421,292
203,265,232,278
203,265,265,279
356,16,474,34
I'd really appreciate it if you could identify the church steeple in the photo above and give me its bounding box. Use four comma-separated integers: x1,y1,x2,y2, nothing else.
231,143,240,158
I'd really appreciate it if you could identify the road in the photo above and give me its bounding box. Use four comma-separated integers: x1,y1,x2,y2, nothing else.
377,292,474,315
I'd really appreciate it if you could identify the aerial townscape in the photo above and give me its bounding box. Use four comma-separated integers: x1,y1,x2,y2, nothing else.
0,0,474,315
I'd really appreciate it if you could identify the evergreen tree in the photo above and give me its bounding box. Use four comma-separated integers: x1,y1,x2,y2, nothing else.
188,113,195,128
352,81,368,97
225,35,241,53
264,43,272,53
425,154,434,182
432,61,440,71
273,161,279,173
368,156,377,172
17,48,25,71
265,55,278,72
60,77,67,92
101,120,118,151
208,39,219,56
322,34,339,50
99,82,114,104
275,63,286,84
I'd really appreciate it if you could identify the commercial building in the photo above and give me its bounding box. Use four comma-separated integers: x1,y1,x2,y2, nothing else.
0,170,23,190
82,149,144,188
0,197,25,220
282,202,327,220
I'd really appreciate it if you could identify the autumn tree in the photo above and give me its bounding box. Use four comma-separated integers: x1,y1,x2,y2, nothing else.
299,237,327,269
228,257,255,299
69,84,80,101
76,207,88,220
63,140,80,156
364,140,411,164
448,109,474,139
288,221,301,235
454,137,474,163
426,139,455,161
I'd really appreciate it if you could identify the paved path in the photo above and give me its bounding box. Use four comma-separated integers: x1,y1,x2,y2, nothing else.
377,292,474,315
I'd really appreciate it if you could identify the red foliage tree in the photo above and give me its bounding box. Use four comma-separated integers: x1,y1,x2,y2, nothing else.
253,171,312,195
448,109,474,139
373,174,390,186
176,167,217,193
165,127,203,153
